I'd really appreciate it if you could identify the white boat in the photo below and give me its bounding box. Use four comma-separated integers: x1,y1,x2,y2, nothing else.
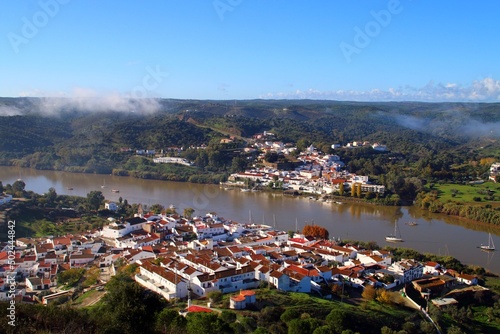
101,179,106,189
480,233,495,251
241,188,251,192
111,189,120,193
386,221,403,242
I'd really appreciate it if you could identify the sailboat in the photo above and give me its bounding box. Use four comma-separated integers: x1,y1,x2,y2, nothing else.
480,233,495,251
101,179,106,189
385,221,403,242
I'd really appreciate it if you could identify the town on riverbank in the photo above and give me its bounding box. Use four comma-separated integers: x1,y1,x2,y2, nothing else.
1,181,499,333
0,195,495,305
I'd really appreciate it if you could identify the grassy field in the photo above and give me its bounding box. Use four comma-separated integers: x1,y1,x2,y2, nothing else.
483,275,500,294
433,181,500,206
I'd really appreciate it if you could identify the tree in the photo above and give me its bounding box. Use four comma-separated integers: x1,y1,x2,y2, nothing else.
207,290,223,304
280,308,301,323
326,309,349,333
93,274,164,334
303,224,329,239
156,308,187,334
296,138,311,153
46,187,57,205
362,285,376,300
0,181,3,193
220,310,237,324
312,325,332,334
86,190,105,211
149,203,164,214
376,289,393,304
356,183,361,198
12,179,26,193
184,207,195,218
186,313,225,334
230,156,247,173
288,318,312,334
264,152,278,163
339,182,344,196
57,268,85,287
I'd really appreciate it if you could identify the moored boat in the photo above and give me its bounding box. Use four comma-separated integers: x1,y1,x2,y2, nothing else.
479,233,495,251
386,221,403,242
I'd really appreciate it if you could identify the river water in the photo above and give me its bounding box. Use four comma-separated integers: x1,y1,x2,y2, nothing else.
1,166,498,274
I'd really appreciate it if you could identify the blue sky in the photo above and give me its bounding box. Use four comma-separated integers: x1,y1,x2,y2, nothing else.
1,0,500,102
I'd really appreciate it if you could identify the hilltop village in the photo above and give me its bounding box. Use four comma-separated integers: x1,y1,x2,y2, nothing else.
152,131,388,197
1,207,486,309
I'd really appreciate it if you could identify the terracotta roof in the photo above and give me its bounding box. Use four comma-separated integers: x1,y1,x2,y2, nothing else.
186,305,213,313
231,295,246,302
240,290,255,296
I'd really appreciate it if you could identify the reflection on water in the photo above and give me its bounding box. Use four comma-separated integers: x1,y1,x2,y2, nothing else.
0,166,499,274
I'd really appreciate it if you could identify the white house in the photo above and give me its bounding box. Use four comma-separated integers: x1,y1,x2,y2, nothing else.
456,273,478,285
69,253,95,268
101,217,148,239
388,260,423,284
105,202,118,212
135,260,188,300
269,270,290,291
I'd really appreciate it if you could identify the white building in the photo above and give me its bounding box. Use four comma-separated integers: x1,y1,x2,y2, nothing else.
101,217,148,239
105,201,118,211
153,157,192,166
135,260,188,300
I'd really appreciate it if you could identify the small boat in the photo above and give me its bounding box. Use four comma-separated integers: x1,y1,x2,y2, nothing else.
101,179,106,189
406,221,418,226
386,222,403,242
67,187,74,190
479,233,495,251
111,189,120,193
241,188,251,192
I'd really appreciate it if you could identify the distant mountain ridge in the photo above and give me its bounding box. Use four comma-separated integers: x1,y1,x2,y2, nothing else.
0,97,498,175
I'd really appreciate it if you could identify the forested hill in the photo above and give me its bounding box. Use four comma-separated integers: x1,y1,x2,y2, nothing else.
0,97,499,176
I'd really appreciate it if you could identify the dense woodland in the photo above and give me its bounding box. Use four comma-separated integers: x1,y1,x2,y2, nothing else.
1,98,500,225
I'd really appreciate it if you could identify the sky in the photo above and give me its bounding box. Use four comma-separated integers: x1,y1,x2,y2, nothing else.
1,0,500,102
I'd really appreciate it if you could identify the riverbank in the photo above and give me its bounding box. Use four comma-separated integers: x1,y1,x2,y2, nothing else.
3,165,499,226
1,165,499,274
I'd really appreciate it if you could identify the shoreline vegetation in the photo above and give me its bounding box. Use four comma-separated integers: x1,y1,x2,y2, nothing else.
3,163,500,228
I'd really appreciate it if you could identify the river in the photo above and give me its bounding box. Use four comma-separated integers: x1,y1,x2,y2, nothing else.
1,166,498,274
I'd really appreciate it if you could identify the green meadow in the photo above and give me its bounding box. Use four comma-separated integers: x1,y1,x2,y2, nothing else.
433,181,500,206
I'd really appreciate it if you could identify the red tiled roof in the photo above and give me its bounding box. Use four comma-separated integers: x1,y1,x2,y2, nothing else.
231,295,246,302
186,305,213,313
240,290,255,296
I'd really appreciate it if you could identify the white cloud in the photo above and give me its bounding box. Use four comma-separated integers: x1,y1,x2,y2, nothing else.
260,77,500,102
14,87,161,115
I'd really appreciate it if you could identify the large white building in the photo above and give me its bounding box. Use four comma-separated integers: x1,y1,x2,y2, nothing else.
101,217,148,239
